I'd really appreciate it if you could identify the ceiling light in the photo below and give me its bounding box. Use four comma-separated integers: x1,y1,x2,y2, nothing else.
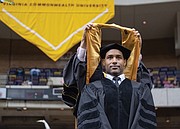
166,119,170,123
142,21,147,25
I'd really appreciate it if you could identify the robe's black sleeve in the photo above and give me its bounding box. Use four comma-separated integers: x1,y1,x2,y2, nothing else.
62,53,103,108
137,61,153,89
62,53,86,107
129,81,157,129
77,81,112,129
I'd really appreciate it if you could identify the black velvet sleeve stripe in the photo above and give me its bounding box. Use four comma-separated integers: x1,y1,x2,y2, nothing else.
79,121,101,129
139,119,156,129
78,99,98,114
140,109,156,123
141,99,155,112
78,110,100,126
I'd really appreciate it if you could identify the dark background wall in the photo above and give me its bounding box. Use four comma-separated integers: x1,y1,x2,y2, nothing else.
0,38,75,73
0,37,178,74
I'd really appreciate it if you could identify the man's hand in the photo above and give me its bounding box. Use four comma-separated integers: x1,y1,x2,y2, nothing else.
132,28,142,48
80,23,94,49
132,29,143,66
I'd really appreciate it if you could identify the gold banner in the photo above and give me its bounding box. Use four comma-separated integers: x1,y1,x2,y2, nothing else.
0,0,114,61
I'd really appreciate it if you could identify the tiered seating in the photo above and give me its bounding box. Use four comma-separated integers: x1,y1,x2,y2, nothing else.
7,68,17,85
149,66,179,88
16,67,24,85
7,67,63,85
175,70,180,82
51,68,63,77
24,68,31,81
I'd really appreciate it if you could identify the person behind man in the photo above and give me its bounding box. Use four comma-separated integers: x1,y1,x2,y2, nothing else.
62,24,157,129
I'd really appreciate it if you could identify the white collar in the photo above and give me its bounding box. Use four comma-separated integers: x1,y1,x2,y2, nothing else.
104,73,125,82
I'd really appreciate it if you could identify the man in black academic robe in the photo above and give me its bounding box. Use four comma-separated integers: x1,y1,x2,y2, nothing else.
62,25,157,129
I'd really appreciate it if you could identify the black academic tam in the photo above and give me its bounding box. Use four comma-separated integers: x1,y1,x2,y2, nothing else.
100,43,131,60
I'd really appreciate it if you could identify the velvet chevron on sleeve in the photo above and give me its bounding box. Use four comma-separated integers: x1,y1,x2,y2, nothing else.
77,79,157,129
77,81,112,129
129,81,157,129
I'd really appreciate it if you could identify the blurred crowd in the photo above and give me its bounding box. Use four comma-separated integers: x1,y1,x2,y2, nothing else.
148,67,180,88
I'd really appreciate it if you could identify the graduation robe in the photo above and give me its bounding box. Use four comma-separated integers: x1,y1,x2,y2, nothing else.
77,78,157,129
62,54,157,129
62,53,103,108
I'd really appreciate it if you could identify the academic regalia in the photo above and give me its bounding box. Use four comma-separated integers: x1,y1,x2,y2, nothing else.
62,24,157,129
62,54,157,129
62,53,103,115
62,53,86,108
62,24,141,108
62,55,153,107
77,78,157,129
137,61,153,88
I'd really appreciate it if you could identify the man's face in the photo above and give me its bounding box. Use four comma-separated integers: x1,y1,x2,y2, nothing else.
102,49,127,76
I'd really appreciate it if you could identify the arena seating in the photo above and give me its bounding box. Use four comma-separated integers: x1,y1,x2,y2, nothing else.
148,66,180,88
7,66,180,88
7,67,63,85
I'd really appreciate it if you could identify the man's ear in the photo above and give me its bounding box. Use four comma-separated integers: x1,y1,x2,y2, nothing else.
101,59,105,67
124,59,127,67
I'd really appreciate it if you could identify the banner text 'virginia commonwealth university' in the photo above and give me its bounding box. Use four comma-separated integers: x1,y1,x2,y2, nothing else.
0,0,114,61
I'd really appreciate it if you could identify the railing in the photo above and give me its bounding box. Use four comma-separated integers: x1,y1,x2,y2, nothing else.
152,88,180,107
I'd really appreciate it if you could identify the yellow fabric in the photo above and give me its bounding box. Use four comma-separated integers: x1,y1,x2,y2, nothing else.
121,28,141,81
86,23,141,83
86,24,102,83
0,0,114,61
1,0,14,5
